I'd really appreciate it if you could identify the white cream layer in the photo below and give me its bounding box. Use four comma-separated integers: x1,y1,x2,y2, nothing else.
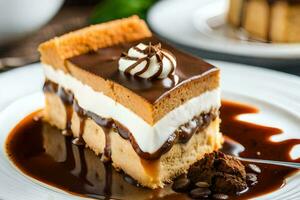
43,64,221,153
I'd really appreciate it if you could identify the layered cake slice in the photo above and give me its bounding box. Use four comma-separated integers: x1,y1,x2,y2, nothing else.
228,0,300,42
39,16,222,188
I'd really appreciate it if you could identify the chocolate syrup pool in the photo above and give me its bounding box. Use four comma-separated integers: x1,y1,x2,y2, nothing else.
5,101,300,199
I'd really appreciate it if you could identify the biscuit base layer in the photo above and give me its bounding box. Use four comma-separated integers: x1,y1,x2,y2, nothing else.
228,0,300,42
44,92,222,189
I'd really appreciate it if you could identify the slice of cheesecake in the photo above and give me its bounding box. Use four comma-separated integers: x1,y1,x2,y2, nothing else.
39,16,223,189
228,0,300,42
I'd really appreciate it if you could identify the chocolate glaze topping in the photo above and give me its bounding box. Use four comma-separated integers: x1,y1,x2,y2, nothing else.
43,80,217,160
68,36,216,103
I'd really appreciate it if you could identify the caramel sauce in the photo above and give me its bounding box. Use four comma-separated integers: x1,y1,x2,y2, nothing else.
5,101,300,199
140,159,160,182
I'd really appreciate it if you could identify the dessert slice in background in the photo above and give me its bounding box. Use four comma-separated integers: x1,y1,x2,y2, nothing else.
228,0,300,42
39,16,222,189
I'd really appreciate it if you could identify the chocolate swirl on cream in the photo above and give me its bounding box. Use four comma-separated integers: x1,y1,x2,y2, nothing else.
118,42,176,79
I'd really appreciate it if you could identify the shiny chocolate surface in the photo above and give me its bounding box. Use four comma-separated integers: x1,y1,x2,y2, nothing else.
68,36,217,103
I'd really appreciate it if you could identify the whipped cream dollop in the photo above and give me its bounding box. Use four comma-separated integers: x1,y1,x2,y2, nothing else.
118,43,176,79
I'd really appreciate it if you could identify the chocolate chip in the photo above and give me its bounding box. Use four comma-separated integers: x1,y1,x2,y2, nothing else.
247,164,261,174
246,173,257,184
212,193,229,199
189,188,211,198
195,181,210,188
172,177,190,192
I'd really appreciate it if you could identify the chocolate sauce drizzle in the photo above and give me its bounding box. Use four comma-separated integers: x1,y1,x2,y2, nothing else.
43,80,74,133
220,100,300,199
72,100,86,146
121,42,175,79
5,100,300,199
74,100,113,161
43,80,217,160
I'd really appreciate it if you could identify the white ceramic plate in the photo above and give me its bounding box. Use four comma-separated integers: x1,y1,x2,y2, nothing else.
147,0,300,59
0,62,300,199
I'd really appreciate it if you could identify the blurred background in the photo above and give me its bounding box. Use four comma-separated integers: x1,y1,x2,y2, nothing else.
0,0,299,75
